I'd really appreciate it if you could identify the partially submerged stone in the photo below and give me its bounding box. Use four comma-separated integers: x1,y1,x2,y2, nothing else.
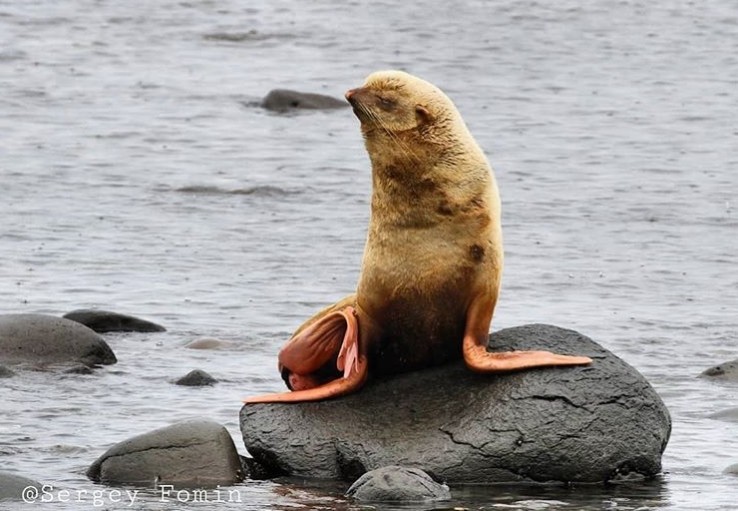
87,419,243,487
346,466,450,502
240,324,671,484
175,369,218,386
184,338,237,350
261,89,346,111
0,471,41,501
63,309,166,333
0,314,116,367
707,408,738,423
700,359,738,380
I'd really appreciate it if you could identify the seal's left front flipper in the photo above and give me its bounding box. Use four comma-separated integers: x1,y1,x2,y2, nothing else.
243,362,368,403
243,305,368,404
461,293,592,373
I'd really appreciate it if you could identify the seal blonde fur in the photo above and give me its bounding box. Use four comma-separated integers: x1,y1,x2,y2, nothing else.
244,71,591,404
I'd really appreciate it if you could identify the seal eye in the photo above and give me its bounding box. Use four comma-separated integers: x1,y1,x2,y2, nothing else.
377,96,396,111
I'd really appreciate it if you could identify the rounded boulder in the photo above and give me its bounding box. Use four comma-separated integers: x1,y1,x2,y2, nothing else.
63,309,165,333
240,324,671,484
0,314,116,367
87,419,243,487
346,466,450,502
0,471,41,501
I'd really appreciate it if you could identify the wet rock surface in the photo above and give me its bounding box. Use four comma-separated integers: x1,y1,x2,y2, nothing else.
345,466,450,502
87,419,243,486
240,324,671,484
700,359,738,380
174,369,218,386
63,309,166,333
0,314,117,367
260,89,347,111
0,471,41,501
708,408,738,423
184,338,237,350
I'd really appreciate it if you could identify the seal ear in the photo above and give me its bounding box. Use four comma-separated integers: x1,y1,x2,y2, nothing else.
415,104,433,125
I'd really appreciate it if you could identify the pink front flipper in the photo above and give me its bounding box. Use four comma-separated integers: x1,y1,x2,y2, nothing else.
336,307,359,378
243,306,368,404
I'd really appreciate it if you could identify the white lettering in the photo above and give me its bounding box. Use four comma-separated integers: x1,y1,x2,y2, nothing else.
108,489,121,503
127,489,139,506
228,488,242,503
191,489,208,502
158,484,174,502
41,484,54,503
92,489,105,507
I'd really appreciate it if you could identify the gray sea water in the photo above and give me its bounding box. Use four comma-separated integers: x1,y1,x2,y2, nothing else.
1,0,737,509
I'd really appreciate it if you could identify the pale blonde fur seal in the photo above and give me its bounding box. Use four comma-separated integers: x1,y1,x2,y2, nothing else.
245,71,591,403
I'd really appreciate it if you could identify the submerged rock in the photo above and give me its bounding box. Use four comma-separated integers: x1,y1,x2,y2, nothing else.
175,369,218,386
184,338,237,350
87,419,243,486
240,324,671,484
63,309,166,333
708,408,738,423
0,314,116,367
0,471,41,501
724,463,738,475
261,89,346,111
0,365,15,378
346,466,450,502
700,359,738,380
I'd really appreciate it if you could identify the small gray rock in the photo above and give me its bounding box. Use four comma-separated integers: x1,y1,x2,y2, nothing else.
0,365,16,378
184,338,236,350
87,419,243,486
0,471,41,501
0,314,116,366
708,408,738,423
700,359,738,380
346,466,450,502
261,89,346,111
63,309,166,333
175,369,218,386
723,463,738,475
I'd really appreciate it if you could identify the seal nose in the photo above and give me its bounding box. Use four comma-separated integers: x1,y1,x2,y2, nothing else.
345,88,358,104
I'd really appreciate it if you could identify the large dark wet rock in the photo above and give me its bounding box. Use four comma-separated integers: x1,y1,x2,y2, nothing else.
346,466,450,502
260,89,347,111
63,309,166,333
0,471,41,501
240,324,671,484
0,314,116,367
87,419,243,487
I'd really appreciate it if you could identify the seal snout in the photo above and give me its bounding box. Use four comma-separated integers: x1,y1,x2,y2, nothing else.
345,88,359,104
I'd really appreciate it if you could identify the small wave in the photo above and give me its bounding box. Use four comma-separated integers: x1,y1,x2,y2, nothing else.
0,49,27,62
175,185,297,197
202,31,295,43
